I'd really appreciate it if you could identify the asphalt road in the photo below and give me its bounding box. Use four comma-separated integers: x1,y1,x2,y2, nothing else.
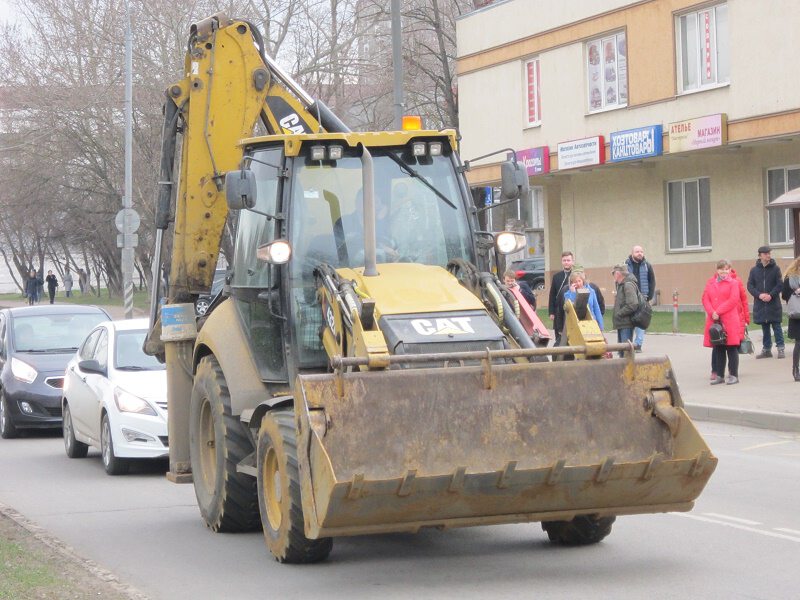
1,422,798,600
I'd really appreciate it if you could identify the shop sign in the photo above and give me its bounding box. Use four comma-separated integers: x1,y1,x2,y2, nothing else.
510,146,550,176
557,136,605,170
609,125,663,162
668,113,727,153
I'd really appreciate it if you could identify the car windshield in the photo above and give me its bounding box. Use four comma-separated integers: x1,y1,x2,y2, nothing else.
115,330,166,370
13,313,108,352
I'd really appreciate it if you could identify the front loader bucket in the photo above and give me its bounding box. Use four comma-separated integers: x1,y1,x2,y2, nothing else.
293,356,717,539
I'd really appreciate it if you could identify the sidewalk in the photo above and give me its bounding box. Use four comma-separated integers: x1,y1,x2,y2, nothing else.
644,331,800,433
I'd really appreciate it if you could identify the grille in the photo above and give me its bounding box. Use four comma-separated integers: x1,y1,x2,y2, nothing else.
45,377,64,389
158,436,169,448
155,401,168,411
45,406,62,417
394,340,507,368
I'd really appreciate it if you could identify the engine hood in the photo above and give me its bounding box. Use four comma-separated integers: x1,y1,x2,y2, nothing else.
12,352,74,375
113,369,167,404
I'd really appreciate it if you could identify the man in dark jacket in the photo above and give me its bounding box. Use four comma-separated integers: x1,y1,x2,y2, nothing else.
747,245,784,358
548,251,574,345
626,245,655,352
612,264,639,356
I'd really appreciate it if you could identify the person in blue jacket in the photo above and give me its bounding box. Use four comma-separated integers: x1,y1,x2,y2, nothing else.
563,270,603,330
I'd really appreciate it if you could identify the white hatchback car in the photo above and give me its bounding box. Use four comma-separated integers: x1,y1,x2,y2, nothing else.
62,318,168,475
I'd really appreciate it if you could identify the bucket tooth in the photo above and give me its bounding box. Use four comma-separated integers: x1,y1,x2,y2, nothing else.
690,450,711,477
397,470,417,497
595,457,615,483
347,473,364,500
496,461,517,489
448,467,467,493
547,459,566,485
641,453,664,481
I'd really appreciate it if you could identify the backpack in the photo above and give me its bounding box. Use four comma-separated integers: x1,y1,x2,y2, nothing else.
631,285,652,330
708,321,727,346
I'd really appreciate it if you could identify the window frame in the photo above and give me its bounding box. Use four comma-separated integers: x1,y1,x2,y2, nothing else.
675,2,729,95
523,57,542,128
585,30,628,114
766,165,800,246
666,176,712,252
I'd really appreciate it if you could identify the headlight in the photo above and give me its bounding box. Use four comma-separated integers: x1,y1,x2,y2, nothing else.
114,388,157,416
11,357,37,384
495,231,527,255
256,239,292,264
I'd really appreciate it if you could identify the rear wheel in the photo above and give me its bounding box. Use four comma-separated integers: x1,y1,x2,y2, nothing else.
0,391,19,439
195,298,210,316
101,413,129,475
190,355,259,532
257,409,332,563
63,403,88,458
542,515,615,545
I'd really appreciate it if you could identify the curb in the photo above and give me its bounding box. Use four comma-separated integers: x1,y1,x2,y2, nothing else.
0,502,150,600
685,403,800,433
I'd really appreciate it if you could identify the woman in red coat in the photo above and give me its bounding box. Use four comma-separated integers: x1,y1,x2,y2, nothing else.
702,259,744,385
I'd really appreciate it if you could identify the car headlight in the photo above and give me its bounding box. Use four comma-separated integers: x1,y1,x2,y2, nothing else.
11,357,37,384
114,388,157,416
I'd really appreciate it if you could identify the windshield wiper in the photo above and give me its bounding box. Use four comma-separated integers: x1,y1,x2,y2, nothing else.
116,365,146,371
386,154,456,209
48,347,80,353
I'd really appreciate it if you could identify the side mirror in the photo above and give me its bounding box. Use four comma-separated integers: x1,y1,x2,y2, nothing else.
225,169,257,211
78,359,106,376
500,160,530,201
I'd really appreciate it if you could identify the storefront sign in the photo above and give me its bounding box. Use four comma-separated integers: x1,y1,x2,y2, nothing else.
609,125,663,162
510,146,550,176
668,114,727,153
557,136,605,170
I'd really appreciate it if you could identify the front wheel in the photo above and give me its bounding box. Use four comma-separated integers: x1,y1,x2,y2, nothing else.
101,413,129,475
0,391,19,439
63,403,88,458
542,515,615,545
257,409,332,563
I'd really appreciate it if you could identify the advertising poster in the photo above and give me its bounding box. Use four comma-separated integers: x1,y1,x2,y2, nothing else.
587,41,602,110
668,114,727,153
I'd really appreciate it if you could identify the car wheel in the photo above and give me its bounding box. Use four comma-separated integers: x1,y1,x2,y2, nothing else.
542,515,615,545
101,413,129,475
195,298,210,316
0,390,19,439
63,403,88,458
190,355,260,532
257,409,332,563
533,279,545,292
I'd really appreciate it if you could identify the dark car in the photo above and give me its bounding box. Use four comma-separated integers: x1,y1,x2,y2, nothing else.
0,305,111,438
195,269,228,316
511,257,546,291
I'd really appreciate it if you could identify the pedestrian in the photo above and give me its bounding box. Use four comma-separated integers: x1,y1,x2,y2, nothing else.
35,271,44,304
504,269,536,310
45,270,59,304
611,264,639,356
703,259,744,385
548,250,574,345
704,266,750,380
63,268,74,298
626,245,655,353
781,257,800,381
24,269,37,306
78,268,88,295
563,270,604,329
746,245,785,359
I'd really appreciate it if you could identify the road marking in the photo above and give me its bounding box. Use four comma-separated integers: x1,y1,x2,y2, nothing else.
702,513,761,526
673,513,800,543
774,528,800,536
741,440,793,451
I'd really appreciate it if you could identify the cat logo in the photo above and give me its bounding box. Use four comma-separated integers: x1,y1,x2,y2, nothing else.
279,113,307,135
410,317,475,336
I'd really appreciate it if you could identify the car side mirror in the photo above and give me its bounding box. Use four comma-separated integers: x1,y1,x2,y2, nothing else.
500,160,529,201
225,169,257,211
78,359,106,377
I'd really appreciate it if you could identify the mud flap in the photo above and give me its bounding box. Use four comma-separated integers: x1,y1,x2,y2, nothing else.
293,356,717,538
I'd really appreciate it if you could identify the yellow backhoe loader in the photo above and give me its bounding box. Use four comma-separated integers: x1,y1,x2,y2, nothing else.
146,13,717,563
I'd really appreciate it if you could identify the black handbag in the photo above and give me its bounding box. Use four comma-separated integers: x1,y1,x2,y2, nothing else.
709,321,727,346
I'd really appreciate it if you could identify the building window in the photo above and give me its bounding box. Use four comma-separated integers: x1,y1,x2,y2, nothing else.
676,3,729,93
667,178,711,250
524,58,541,126
586,32,627,112
767,166,800,245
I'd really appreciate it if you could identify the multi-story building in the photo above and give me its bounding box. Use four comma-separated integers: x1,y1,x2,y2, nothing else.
457,0,800,304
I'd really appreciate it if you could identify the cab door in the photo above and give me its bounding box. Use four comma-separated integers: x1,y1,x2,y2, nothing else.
66,328,102,438
82,329,110,442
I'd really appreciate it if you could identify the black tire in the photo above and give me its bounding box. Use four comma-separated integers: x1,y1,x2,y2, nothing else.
257,409,332,563
542,515,615,545
0,391,19,439
190,355,260,532
101,413,129,475
63,403,88,458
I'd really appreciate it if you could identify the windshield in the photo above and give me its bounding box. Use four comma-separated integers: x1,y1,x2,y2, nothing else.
115,330,166,370
13,313,108,353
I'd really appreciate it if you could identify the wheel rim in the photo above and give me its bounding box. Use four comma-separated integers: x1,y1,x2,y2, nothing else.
63,406,72,452
101,418,111,467
0,397,6,430
262,447,282,531
196,300,209,315
197,398,217,495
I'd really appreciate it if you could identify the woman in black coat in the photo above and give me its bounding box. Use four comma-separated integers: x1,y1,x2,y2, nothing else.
781,257,800,381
